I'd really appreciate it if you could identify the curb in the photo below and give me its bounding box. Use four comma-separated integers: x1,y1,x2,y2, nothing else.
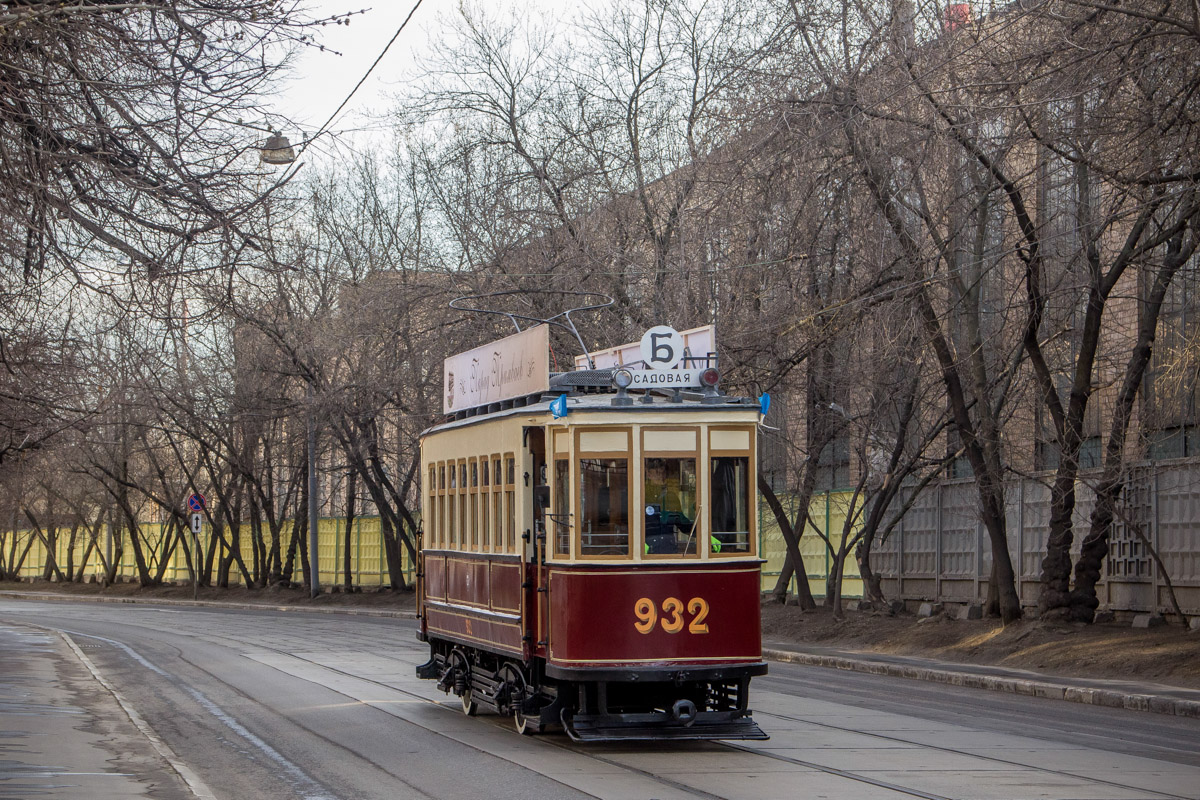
0,591,417,619
763,648,1200,720
59,630,218,799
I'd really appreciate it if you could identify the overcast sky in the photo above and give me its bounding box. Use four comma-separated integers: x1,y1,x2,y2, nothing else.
271,0,457,159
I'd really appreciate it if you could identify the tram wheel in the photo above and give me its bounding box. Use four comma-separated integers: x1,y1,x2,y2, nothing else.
501,663,534,735
461,687,478,716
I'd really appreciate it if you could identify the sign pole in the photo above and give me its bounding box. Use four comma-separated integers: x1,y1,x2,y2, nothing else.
191,513,200,601
185,494,205,602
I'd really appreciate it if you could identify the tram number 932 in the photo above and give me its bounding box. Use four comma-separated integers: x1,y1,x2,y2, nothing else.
633,596,710,635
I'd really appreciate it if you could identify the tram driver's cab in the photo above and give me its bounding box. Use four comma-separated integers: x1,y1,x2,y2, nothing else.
541,417,755,564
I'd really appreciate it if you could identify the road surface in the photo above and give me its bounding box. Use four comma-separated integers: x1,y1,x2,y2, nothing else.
2,599,1197,800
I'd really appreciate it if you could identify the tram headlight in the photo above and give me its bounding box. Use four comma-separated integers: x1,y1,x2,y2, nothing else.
611,368,635,407
699,368,720,388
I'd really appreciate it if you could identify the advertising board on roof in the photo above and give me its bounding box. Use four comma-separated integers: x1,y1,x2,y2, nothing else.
443,325,550,414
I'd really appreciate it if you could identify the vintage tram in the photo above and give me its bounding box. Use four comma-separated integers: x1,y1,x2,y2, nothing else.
415,322,767,741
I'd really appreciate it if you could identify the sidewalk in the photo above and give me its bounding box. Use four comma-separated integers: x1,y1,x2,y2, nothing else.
4,590,1197,720
763,639,1200,719
0,621,200,799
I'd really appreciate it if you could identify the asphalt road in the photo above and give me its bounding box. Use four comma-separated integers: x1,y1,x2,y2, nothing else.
2,599,1198,800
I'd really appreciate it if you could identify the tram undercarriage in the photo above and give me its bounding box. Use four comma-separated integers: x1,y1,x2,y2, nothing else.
418,640,768,742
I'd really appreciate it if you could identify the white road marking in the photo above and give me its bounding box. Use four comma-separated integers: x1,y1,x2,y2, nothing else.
59,631,219,800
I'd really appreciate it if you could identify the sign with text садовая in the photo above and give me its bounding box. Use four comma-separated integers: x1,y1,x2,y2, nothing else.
443,325,550,414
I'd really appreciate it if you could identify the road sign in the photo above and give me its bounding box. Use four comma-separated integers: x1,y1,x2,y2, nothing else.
190,513,203,534
187,493,205,512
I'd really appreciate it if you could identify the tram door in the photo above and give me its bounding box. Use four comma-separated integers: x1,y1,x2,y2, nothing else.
525,428,548,659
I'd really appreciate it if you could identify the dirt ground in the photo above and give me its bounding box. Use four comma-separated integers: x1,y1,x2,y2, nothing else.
4,580,1198,690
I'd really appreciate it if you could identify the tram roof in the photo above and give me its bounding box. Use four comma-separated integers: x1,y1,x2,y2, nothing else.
422,389,760,437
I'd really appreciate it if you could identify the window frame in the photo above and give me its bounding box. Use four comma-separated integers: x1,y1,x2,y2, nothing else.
504,452,517,554
707,424,757,558
573,426,632,561
640,426,701,560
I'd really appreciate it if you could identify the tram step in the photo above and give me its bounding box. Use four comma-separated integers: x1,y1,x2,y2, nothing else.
563,712,769,742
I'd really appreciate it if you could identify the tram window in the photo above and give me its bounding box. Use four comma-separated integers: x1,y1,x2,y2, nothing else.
467,462,477,549
480,479,490,551
481,459,489,487
493,491,502,553
458,460,467,549
643,457,698,556
579,458,629,556
711,456,751,554
505,454,516,553
427,466,437,547
447,490,456,548
554,459,570,556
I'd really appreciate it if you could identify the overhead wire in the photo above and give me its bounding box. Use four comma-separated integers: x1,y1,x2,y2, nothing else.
270,0,425,183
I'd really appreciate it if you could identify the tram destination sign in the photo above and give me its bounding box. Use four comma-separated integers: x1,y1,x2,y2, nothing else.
443,325,550,414
624,368,705,389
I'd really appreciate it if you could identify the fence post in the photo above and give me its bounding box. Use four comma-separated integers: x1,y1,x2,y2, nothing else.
1151,468,1160,613
935,483,943,601
896,488,905,602
1016,478,1024,606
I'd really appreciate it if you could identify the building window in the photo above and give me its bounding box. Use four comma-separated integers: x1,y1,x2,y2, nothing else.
1145,254,1199,456
814,437,850,490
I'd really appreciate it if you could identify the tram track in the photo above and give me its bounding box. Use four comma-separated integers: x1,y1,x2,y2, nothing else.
761,667,1200,765
744,709,1195,800
47,616,941,800
18,606,1198,800
63,625,1069,800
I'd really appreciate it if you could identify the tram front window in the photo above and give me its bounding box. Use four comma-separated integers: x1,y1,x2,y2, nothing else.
711,456,751,554
644,457,698,555
579,458,629,556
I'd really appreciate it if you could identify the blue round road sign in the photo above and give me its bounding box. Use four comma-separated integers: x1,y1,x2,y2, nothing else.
187,494,205,512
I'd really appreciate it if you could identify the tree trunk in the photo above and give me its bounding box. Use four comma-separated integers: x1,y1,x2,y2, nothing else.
344,470,357,590
758,475,817,610
1069,228,1194,620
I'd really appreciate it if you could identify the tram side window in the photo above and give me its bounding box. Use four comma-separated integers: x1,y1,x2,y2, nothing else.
710,456,751,554
469,459,479,548
644,457,698,555
427,466,437,547
553,459,570,556
480,458,490,551
579,458,629,556
505,455,516,553
492,456,503,553
446,464,456,549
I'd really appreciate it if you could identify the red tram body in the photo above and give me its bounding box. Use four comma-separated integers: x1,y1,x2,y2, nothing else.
416,328,767,741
